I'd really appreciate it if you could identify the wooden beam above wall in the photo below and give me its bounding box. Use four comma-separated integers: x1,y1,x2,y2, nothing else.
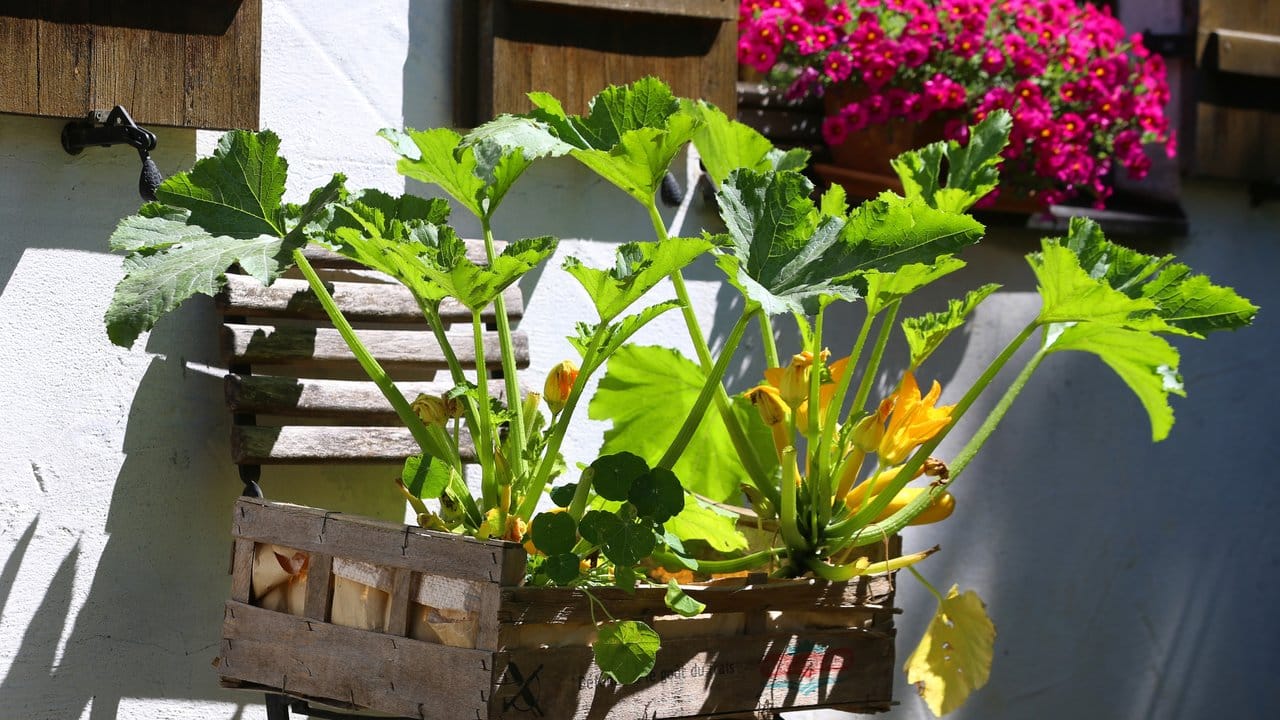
0,0,260,130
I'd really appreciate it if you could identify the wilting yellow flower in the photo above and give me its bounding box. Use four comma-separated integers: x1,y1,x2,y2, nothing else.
878,372,954,465
543,360,579,413
745,384,789,426
411,393,462,426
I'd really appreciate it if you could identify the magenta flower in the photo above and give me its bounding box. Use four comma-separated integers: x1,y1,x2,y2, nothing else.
823,114,852,145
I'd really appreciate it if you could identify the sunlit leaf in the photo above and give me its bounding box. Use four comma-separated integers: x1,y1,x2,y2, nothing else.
902,284,1001,369
904,585,996,716
891,111,1012,213
594,620,660,684
563,237,712,322
664,579,706,618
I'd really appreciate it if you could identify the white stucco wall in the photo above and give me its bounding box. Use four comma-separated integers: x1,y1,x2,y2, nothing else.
1,2,1276,719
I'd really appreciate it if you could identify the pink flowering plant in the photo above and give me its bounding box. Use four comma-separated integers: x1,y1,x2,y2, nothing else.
739,0,1175,207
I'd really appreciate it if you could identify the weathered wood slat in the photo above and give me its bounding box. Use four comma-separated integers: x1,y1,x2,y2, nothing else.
499,576,895,625
225,375,506,420
221,324,528,369
489,628,895,720
303,553,334,622
219,274,524,323
230,426,476,465
222,601,491,719
231,499,527,586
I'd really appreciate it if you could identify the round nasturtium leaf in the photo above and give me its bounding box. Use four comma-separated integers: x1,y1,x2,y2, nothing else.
549,482,578,508
543,553,583,585
628,467,685,522
578,510,622,546
530,511,577,556
594,620,660,684
600,517,657,567
590,452,650,502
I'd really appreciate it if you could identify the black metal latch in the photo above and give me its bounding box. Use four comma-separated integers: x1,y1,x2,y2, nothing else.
61,105,164,202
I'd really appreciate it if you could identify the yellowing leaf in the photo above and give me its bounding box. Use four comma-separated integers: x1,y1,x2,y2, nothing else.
904,585,995,716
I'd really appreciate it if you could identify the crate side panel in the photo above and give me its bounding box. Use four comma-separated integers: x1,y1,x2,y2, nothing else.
221,601,491,719
489,628,895,719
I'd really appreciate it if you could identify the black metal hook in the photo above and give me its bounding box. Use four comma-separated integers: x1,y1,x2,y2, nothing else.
61,105,164,202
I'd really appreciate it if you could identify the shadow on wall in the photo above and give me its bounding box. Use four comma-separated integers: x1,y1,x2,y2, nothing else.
0,298,267,719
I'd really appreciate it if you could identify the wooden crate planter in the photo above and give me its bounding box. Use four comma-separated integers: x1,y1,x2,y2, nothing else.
219,498,899,719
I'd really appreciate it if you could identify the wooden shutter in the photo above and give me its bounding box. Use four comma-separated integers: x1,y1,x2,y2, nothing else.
466,0,737,124
1195,0,1280,180
0,1,260,130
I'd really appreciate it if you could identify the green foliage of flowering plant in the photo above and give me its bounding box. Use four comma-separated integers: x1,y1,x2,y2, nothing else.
103,77,1255,711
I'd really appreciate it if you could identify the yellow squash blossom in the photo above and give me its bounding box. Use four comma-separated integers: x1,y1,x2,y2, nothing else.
543,360,579,413
878,372,954,465
761,351,851,436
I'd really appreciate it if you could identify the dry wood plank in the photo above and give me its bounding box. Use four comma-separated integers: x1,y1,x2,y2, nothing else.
88,8,184,126
217,274,524,322
304,553,334,622
518,0,736,20
386,568,414,637
0,16,38,113
489,627,894,720
220,601,492,719
476,584,504,652
499,575,895,625
183,0,260,130
231,499,521,585
1211,29,1280,78
225,375,508,421
230,425,477,465
221,324,528,369
230,538,255,604
35,11,92,119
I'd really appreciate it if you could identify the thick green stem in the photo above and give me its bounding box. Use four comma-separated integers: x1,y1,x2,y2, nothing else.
825,320,1041,543
808,307,826,543
817,308,876,492
659,306,757,469
471,311,499,511
516,331,608,520
850,301,900,415
652,547,784,574
295,249,456,466
567,470,594,521
778,446,808,551
481,215,527,482
419,300,484,463
644,200,775,502
760,314,780,369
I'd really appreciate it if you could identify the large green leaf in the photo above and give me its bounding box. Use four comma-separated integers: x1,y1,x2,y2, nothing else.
324,190,455,304
902,284,1001,369
427,236,557,311
104,132,345,347
1044,322,1184,441
839,193,986,276
685,100,809,187
562,237,712,322
569,301,683,373
589,345,777,502
1030,242,1169,330
716,169,859,315
157,130,290,237
1056,218,1257,337
511,77,700,204
860,257,969,316
664,494,748,552
381,125,556,221
891,111,1012,213
594,620,660,684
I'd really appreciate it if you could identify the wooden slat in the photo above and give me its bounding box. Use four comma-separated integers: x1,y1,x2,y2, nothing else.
1210,29,1280,78
231,498,524,585
221,324,528,369
1196,0,1280,179
220,601,492,719
303,553,334,622
229,538,255,604
386,568,414,637
225,375,508,421
218,274,524,323
0,2,259,129
489,628,895,720
499,575,895,625
230,425,476,465
518,0,736,20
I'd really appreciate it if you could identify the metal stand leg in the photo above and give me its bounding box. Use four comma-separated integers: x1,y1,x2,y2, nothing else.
265,693,290,719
